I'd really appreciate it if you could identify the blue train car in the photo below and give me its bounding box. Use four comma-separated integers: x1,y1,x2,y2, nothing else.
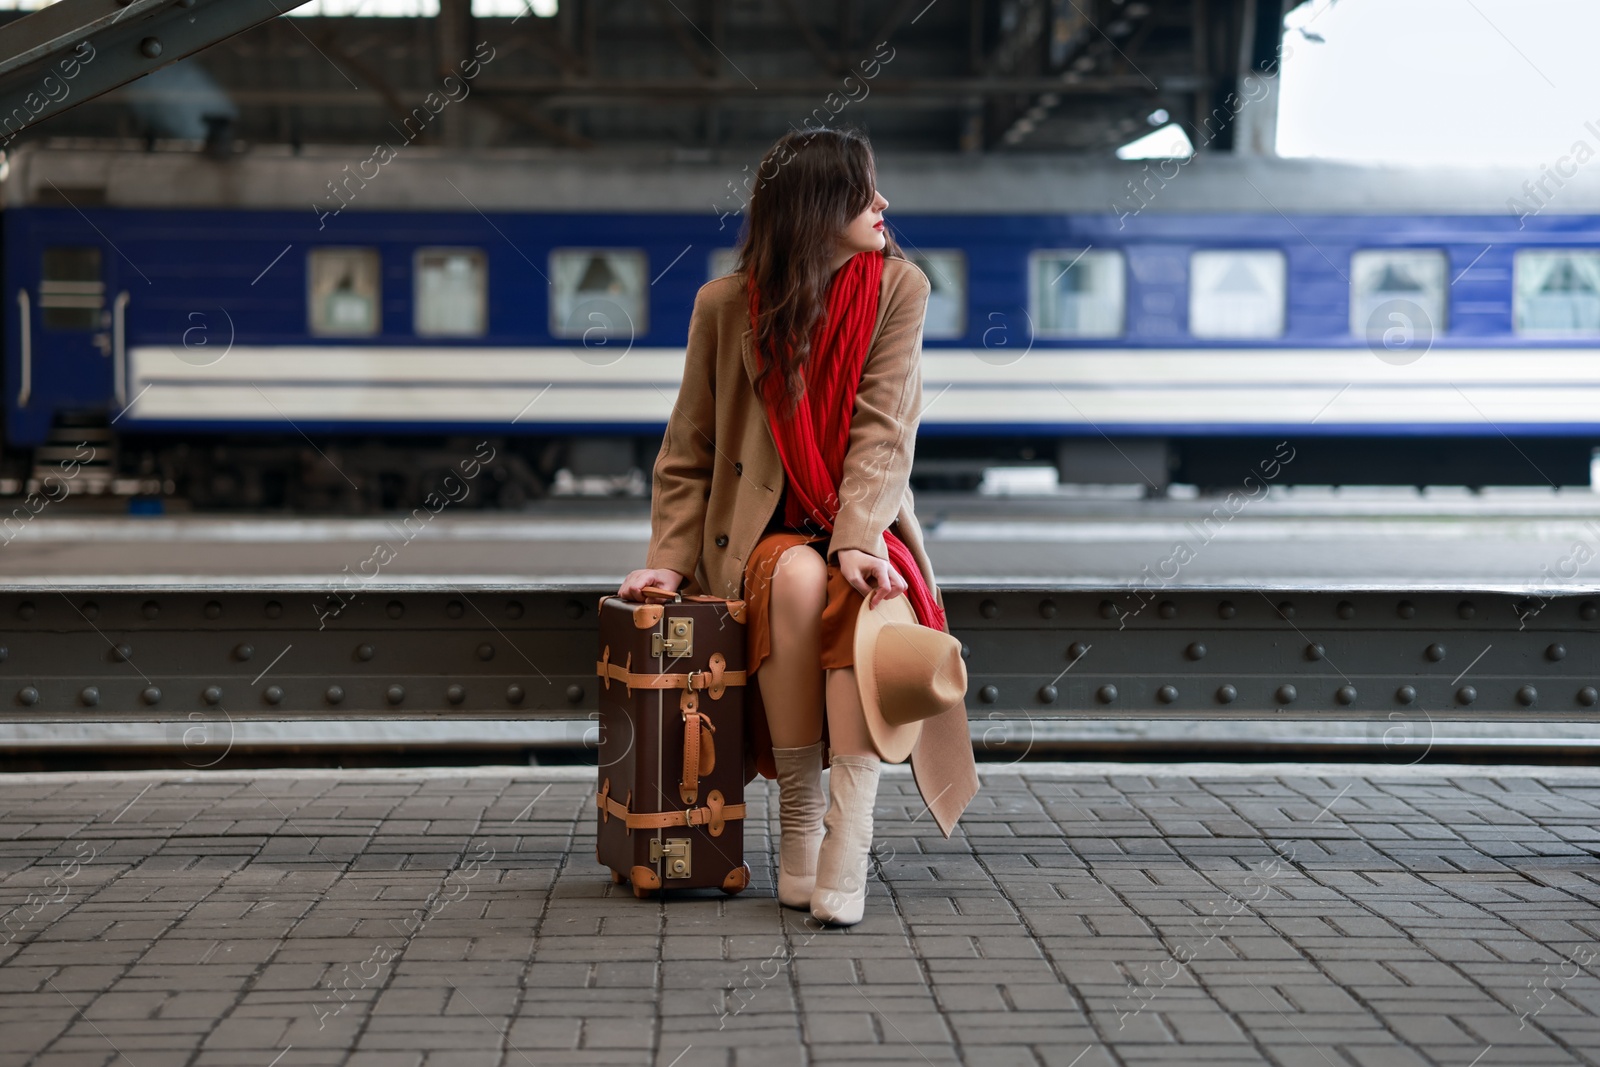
4,143,1599,506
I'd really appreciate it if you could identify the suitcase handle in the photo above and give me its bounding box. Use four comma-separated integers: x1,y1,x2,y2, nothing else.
640,585,684,602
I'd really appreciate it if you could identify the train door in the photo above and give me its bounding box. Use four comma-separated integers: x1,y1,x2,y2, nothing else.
15,242,123,441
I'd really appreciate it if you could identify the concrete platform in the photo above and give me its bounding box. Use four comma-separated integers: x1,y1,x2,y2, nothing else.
5,489,1600,588
3,762,1599,1066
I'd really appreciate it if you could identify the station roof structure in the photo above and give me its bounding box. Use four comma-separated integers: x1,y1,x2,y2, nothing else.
0,0,1278,156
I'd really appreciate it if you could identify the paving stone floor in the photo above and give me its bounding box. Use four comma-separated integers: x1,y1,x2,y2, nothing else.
2,761,1600,1067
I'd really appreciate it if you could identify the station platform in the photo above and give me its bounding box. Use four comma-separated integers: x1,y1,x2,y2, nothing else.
4,761,1599,1067
4,488,1600,587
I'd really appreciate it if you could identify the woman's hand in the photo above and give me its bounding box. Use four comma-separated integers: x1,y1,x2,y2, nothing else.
836,548,907,608
618,567,685,601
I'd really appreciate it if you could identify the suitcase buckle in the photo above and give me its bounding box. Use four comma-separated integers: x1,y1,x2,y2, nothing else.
650,836,692,878
651,617,694,658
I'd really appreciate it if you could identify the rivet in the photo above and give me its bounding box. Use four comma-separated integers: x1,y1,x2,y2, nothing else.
505,601,524,620
264,686,284,705
1098,600,1119,620
1547,643,1567,662
1336,601,1355,620
1158,601,1177,619
17,686,37,706
1276,684,1297,704
1397,600,1416,619
1156,685,1178,704
506,684,524,705
566,684,585,703
17,601,34,620
566,600,584,620
477,643,495,662
139,36,162,58
1096,685,1118,704
110,644,132,663
1038,684,1058,703
446,600,464,619
1038,599,1057,619
325,686,344,705
0,646,7,663
233,643,254,662
1457,600,1475,619
1335,685,1357,705
204,600,222,619
1184,642,1206,661
1395,685,1417,704
79,686,99,707
1216,684,1237,704
1425,643,1446,662
979,685,999,703
387,600,404,620
356,644,374,662
264,600,282,619
446,684,465,705
203,686,223,705
81,601,98,620
1305,643,1324,661
384,685,404,705
960,644,970,660
979,599,999,619
1580,686,1598,707
1517,685,1538,707
141,600,159,620
1217,600,1236,619
1067,642,1088,660
1456,685,1477,705
1583,601,1599,621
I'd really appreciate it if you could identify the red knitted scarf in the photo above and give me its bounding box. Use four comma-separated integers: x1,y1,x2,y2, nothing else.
749,250,947,633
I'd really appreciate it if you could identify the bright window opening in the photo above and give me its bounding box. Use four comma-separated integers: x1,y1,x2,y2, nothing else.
1189,250,1286,339
1350,250,1449,339
1514,250,1600,336
909,251,967,339
550,250,648,340
1030,250,1125,339
309,248,381,337
415,248,487,337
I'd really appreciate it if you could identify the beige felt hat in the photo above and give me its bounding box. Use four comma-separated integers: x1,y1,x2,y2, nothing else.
853,593,969,764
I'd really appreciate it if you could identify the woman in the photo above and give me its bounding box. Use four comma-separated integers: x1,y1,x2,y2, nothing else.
619,127,976,926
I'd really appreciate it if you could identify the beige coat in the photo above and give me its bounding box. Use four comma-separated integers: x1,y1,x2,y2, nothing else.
643,255,978,838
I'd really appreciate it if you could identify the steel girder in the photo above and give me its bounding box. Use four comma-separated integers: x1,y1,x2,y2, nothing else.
0,0,311,146
0,586,1596,725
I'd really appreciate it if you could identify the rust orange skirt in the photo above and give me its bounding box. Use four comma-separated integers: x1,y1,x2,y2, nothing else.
741,529,866,780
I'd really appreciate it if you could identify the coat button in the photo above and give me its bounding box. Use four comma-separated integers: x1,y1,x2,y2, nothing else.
734,462,743,476
715,534,729,547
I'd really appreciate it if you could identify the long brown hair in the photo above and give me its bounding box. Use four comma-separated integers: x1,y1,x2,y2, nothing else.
735,127,903,413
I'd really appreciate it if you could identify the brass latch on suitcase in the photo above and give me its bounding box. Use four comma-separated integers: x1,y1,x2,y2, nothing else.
651,617,693,658
650,836,692,878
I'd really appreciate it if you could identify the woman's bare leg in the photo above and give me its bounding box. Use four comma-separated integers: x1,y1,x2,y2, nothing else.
759,544,827,748
824,667,875,757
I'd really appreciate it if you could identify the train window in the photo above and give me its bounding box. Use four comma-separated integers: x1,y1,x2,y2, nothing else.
910,251,966,338
1031,249,1125,338
1350,250,1448,340
1188,250,1286,339
308,248,381,336
414,248,487,337
1514,250,1600,335
709,249,739,279
550,250,648,340
39,246,104,330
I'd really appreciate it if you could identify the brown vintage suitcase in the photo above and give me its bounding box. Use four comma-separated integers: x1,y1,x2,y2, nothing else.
594,585,751,898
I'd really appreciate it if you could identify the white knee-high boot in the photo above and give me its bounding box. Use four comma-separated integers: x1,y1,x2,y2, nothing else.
809,752,881,926
771,741,826,908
